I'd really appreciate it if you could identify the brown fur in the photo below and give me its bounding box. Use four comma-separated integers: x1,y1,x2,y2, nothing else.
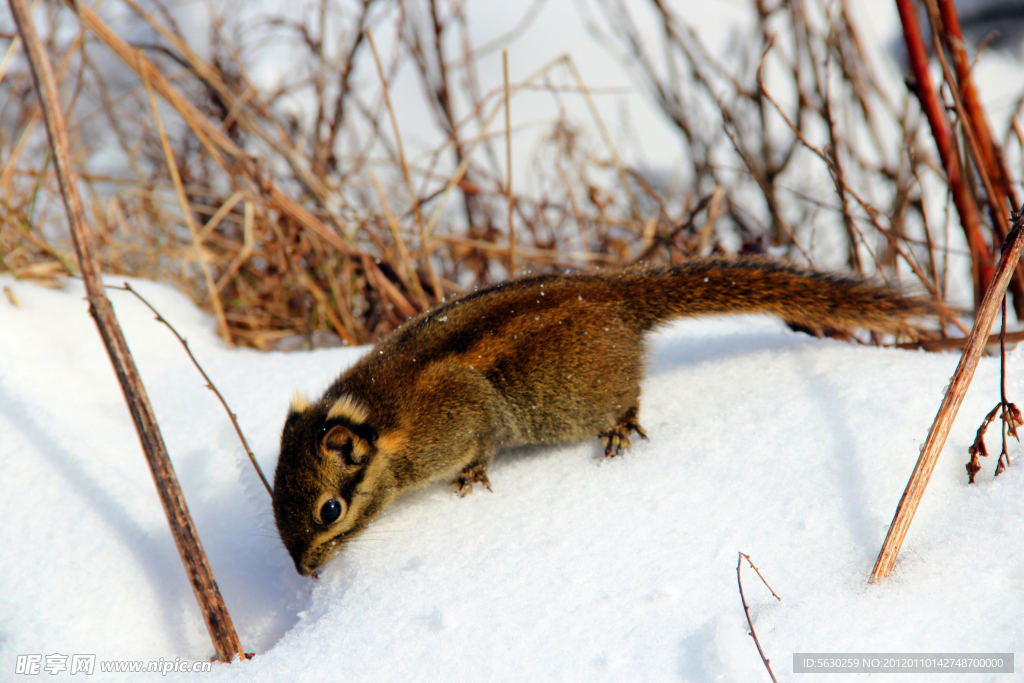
272,256,942,575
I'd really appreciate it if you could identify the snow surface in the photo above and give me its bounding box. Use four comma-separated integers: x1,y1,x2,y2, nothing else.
1,274,1022,682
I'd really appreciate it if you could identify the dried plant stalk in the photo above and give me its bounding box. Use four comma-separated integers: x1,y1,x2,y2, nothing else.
3,0,994,350
872,206,1024,582
7,0,245,661
965,297,1022,483
365,27,443,302
139,56,233,349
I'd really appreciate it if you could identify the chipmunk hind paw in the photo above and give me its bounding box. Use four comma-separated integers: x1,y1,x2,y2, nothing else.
599,407,648,457
452,463,493,497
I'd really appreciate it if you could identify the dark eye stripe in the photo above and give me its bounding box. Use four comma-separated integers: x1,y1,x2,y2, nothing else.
339,464,371,503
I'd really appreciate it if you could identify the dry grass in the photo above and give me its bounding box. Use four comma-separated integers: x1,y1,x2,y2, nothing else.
1,0,1021,349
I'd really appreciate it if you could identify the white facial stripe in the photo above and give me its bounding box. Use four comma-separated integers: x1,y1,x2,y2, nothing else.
327,393,370,424
290,390,311,413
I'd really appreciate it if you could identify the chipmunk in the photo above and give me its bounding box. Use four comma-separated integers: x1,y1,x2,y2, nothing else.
272,256,941,576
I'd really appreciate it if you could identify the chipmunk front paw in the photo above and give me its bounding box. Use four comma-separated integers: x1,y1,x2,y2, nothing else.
599,407,648,457
452,463,492,497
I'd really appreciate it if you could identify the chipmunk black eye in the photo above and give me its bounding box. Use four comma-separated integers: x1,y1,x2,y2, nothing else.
320,498,342,524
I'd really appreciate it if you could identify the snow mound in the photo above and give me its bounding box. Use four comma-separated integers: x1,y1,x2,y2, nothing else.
1,275,1021,682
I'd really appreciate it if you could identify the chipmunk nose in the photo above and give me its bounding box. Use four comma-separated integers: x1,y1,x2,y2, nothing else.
295,557,318,577
297,563,313,576
298,564,322,579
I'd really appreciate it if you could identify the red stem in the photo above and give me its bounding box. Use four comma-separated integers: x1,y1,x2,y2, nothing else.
895,0,993,305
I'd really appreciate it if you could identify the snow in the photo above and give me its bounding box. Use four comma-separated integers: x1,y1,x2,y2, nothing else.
1,273,1022,682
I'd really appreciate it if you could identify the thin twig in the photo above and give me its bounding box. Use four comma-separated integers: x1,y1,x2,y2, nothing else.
697,187,725,256
997,296,1009,476
369,169,429,309
737,553,779,683
895,329,1024,352
198,190,245,243
365,28,442,302
504,50,515,275
215,200,256,293
420,54,570,238
110,282,273,497
966,403,999,483
59,0,363,261
562,56,639,221
139,50,234,349
757,71,967,337
119,0,340,215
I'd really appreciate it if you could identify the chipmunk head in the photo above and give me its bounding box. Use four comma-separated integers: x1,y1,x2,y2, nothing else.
272,391,395,576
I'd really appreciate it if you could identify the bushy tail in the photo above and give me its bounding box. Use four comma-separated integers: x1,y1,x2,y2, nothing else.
622,257,945,334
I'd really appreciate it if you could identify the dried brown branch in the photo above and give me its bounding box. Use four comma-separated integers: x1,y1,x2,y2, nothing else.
57,0,361,257
370,169,429,309
872,203,1024,582
504,50,515,275
756,67,960,324
966,403,1000,483
933,0,1019,212
139,55,233,349
895,329,1024,352
926,0,1024,319
322,0,376,172
895,0,992,304
365,27,442,302
994,297,1021,477
7,0,245,661
4,0,974,352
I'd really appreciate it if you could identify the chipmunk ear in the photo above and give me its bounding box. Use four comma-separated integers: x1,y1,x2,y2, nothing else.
322,425,357,467
321,423,373,467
